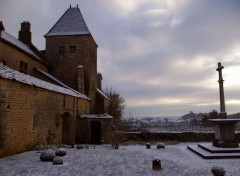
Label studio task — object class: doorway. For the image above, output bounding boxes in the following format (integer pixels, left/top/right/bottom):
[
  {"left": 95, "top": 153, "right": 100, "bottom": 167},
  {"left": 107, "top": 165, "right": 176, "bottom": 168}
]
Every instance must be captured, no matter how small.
[
  {"left": 62, "top": 112, "right": 72, "bottom": 145},
  {"left": 91, "top": 121, "right": 101, "bottom": 144}
]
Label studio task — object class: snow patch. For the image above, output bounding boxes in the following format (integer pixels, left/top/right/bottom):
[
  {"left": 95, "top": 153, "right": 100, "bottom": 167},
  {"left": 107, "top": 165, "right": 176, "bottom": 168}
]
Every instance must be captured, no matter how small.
[
  {"left": 81, "top": 114, "right": 112, "bottom": 119},
  {"left": 0, "top": 143, "right": 239, "bottom": 176}
]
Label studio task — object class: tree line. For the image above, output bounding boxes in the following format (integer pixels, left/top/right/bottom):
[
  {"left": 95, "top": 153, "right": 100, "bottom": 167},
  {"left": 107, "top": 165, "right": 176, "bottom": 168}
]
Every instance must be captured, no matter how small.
[{"left": 181, "top": 110, "right": 240, "bottom": 126}]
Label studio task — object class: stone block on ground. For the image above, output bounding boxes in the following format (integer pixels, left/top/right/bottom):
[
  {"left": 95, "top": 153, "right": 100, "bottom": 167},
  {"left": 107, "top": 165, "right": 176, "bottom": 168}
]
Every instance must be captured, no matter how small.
[
  {"left": 55, "top": 148, "right": 66, "bottom": 156},
  {"left": 157, "top": 143, "right": 165, "bottom": 149},
  {"left": 211, "top": 166, "right": 225, "bottom": 176},
  {"left": 52, "top": 156, "right": 63, "bottom": 165},
  {"left": 152, "top": 159, "right": 161, "bottom": 170},
  {"left": 146, "top": 143, "right": 151, "bottom": 149},
  {"left": 40, "top": 150, "right": 55, "bottom": 162},
  {"left": 76, "top": 144, "right": 84, "bottom": 149}
]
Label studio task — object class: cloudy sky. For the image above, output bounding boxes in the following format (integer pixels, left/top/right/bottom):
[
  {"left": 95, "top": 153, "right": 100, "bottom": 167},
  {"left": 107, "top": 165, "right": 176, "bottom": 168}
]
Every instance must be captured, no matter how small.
[{"left": 1, "top": 0, "right": 240, "bottom": 117}]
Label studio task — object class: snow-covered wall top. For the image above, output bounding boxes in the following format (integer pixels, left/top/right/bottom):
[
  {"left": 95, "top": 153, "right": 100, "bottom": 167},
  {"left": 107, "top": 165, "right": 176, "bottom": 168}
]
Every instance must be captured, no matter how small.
[
  {"left": 35, "top": 68, "right": 90, "bottom": 100},
  {"left": 97, "top": 88, "right": 110, "bottom": 100},
  {"left": 81, "top": 114, "right": 112, "bottom": 119},
  {"left": 0, "top": 64, "right": 89, "bottom": 100}
]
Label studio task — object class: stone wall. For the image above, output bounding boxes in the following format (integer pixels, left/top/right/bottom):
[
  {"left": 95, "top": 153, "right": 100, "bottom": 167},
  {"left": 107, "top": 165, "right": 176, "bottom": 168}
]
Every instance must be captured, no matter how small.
[
  {"left": 75, "top": 118, "right": 112, "bottom": 144},
  {"left": 126, "top": 132, "right": 240, "bottom": 142},
  {"left": 45, "top": 35, "right": 97, "bottom": 113},
  {"left": 0, "top": 40, "right": 48, "bottom": 76},
  {"left": 0, "top": 77, "right": 89, "bottom": 157}
]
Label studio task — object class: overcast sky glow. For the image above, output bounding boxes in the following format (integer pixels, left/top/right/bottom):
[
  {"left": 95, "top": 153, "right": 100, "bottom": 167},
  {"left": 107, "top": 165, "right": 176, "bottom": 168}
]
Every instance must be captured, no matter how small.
[{"left": 1, "top": 0, "right": 240, "bottom": 117}]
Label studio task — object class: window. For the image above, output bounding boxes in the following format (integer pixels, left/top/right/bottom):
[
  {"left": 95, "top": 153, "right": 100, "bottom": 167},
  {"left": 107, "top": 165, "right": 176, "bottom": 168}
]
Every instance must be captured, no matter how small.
[
  {"left": 69, "top": 46, "right": 76, "bottom": 53},
  {"left": 58, "top": 46, "right": 65, "bottom": 54},
  {"left": 20, "top": 61, "right": 28, "bottom": 74}
]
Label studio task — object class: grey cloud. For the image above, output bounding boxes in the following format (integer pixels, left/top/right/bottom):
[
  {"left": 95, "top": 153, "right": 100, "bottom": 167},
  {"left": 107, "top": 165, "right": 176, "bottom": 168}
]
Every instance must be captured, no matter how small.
[
  {"left": 1, "top": 0, "right": 240, "bottom": 116},
  {"left": 169, "top": 0, "right": 240, "bottom": 57}
]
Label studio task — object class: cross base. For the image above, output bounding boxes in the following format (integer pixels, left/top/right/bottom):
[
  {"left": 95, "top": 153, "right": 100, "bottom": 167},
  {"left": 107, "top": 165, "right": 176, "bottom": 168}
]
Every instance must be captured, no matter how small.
[
  {"left": 213, "top": 139, "right": 239, "bottom": 148},
  {"left": 209, "top": 119, "right": 240, "bottom": 148},
  {"left": 219, "top": 112, "right": 227, "bottom": 119}
]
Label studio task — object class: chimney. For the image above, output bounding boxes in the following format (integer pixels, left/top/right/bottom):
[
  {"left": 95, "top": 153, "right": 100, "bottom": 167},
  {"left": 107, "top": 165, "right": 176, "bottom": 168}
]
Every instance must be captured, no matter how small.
[
  {"left": 77, "top": 65, "right": 85, "bottom": 93},
  {"left": 18, "top": 21, "right": 32, "bottom": 45},
  {"left": 0, "top": 21, "right": 5, "bottom": 37},
  {"left": 97, "top": 73, "right": 102, "bottom": 89}
]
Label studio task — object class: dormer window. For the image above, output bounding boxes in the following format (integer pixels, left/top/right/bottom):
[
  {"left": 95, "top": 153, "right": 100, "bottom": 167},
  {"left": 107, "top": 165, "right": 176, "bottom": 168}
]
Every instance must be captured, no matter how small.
[
  {"left": 58, "top": 46, "right": 65, "bottom": 54},
  {"left": 69, "top": 46, "right": 76, "bottom": 53}
]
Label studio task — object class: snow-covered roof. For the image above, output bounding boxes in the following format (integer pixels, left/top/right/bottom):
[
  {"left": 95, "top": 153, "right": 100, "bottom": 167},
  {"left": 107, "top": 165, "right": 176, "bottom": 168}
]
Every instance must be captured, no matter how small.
[
  {"left": 36, "top": 68, "right": 74, "bottom": 88},
  {"left": 80, "top": 114, "right": 112, "bottom": 119},
  {"left": 0, "top": 64, "right": 89, "bottom": 100},
  {"left": 35, "top": 68, "right": 91, "bottom": 100},
  {"left": 97, "top": 88, "right": 110, "bottom": 100},
  {"left": 45, "top": 7, "right": 91, "bottom": 37},
  {"left": 0, "top": 31, "right": 43, "bottom": 62}
]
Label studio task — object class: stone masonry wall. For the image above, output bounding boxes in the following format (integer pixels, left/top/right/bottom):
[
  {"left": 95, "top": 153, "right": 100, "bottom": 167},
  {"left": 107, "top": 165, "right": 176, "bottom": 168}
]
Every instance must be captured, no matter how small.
[
  {"left": 75, "top": 118, "right": 112, "bottom": 144},
  {"left": 0, "top": 77, "right": 89, "bottom": 157},
  {"left": 126, "top": 132, "right": 240, "bottom": 143},
  {"left": 45, "top": 35, "right": 97, "bottom": 113},
  {"left": 0, "top": 41, "right": 48, "bottom": 76}
]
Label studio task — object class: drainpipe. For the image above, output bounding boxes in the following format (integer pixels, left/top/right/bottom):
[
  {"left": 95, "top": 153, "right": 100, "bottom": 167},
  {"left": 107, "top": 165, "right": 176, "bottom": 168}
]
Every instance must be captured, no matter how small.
[{"left": 72, "top": 97, "right": 75, "bottom": 146}]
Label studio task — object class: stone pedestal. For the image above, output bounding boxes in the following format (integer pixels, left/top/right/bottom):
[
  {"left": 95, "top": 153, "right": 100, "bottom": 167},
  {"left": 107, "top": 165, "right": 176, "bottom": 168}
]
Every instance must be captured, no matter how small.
[
  {"left": 152, "top": 159, "right": 161, "bottom": 170},
  {"left": 146, "top": 143, "right": 151, "bottom": 149},
  {"left": 209, "top": 119, "right": 240, "bottom": 148}
]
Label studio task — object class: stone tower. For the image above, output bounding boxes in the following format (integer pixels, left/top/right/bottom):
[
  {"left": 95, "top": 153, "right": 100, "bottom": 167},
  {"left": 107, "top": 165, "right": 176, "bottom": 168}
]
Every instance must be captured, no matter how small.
[{"left": 44, "top": 6, "right": 98, "bottom": 113}]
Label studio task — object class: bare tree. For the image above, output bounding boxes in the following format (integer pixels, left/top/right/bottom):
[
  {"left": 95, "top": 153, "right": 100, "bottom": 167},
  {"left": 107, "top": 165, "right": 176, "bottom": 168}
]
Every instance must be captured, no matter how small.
[{"left": 104, "top": 87, "right": 125, "bottom": 123}]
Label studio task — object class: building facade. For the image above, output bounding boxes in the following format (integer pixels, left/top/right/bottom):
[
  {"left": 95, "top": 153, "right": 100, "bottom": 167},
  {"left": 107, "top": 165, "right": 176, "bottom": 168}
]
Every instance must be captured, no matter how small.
[
  {"left": 0, "top": 6, "right": 111, "bottom": 157},
  {"left": 44, "top": 7, "right": 101, "bottom": 113}
]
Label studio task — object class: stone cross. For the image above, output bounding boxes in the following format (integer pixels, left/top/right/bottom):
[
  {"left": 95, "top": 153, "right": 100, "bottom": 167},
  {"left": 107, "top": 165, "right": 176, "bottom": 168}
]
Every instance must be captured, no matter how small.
[{"left": 216, "top": 62, "right": 227, "bottom": 118}]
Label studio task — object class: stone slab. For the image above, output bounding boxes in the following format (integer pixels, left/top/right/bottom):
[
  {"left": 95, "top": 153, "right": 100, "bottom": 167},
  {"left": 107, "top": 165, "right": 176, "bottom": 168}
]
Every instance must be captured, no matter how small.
[
  {"left": 187, "top": 145, "right": 240, "bottom": 159},
  {"left": 198, "top": 144, "right": 240, "bottom": 153},
  {"left": 209, "top": 119, "right": 240, "bottom": 124}
]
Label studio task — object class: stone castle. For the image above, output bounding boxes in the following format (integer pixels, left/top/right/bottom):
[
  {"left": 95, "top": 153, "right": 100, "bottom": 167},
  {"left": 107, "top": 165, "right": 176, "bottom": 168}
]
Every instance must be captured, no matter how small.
[{"left": 0, "top": 6, "right": 112, "bottom": 157}]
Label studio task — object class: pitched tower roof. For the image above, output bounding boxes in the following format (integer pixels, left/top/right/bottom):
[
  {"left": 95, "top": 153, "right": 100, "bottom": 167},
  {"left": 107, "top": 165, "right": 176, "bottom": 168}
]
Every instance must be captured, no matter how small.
[{"left": 45, "top": 6, "right": 91, "bottom": 37}]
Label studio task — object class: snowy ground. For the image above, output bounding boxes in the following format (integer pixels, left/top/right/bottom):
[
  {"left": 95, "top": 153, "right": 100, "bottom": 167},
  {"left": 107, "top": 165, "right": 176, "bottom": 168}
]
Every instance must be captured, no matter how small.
[{"left": 0, "top": 143, "right": 239, "bottom": 176}]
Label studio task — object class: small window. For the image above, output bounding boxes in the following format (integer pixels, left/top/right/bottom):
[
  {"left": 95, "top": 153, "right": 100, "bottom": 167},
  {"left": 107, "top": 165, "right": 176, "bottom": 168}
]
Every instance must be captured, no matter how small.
[
  {"left": 20, "top": 61, "right": 23, "bottom": 69},
  {"left": 20, "top": 61, "right": 28, "bottom": 74},
  {"left": 69, "top": 46, "right": 76, "bottom": 53},
  {"left": 58, "top": 46, "right": 65, "bottom": 54}
]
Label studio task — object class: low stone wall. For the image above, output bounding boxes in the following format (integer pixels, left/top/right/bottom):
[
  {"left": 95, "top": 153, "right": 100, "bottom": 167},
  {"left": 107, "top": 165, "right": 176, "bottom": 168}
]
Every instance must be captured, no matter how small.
[{"left": 126, "top": 132, "right": 240, "bottom": 142}]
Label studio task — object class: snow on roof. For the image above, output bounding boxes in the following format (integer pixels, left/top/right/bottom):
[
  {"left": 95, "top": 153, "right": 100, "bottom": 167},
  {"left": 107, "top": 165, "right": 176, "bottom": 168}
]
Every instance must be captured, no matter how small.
[
  {"left": 80, "top": 114, "right": 112, "bottom": 119},
  {"left": 45, "top": 7, "right": 91, "bottom": 37},
  {"left": 97, "top": 88, "right": 110, "bottom": 100},
  {"left": 36, "top": 68, "right": 74, "bottom": 88},
  {"left": 0, "top": 31, "right": 43, "bottom": 61},
  {"left": 0, "top": 64, "right": 89, "bottom": 100},
  {"left": 35, "top": 68, "right": 91, "bottom": 100}
]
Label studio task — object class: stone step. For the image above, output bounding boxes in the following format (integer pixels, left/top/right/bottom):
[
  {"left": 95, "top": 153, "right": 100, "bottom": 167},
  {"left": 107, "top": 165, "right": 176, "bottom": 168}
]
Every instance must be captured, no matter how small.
[
  {"left": 198, "top": 144, "right": 240, "bottom": 153},
  {"left": 187, "top": 145, "right": 240, "bottom": 159}
]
